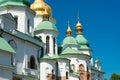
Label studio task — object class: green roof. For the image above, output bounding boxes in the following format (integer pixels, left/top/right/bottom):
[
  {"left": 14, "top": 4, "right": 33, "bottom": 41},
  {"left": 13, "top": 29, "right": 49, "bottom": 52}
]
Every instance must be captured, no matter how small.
[
  {"left": 41, "top": 54, "right": 68, "bottom": 60},
  {"left": 61, "top": 36, "right": 77, "bottom": 47},
  {"left": 61, "top": 47, "right": 82, "bottom": 55},
  {"left": 0, "top": 37, "right": 15, "bottom": 53},
  {"left": 35, "top": 21, "right": 58, "bottom": 32},
  {"left": 80, "top": 45, "right": 90, "bottom": 49},
  {"left": 0, "top": 0, "right": 30, "bottom": 7},
  {"left": 76, "top": 34, "right": 89, "bottom": 45}
]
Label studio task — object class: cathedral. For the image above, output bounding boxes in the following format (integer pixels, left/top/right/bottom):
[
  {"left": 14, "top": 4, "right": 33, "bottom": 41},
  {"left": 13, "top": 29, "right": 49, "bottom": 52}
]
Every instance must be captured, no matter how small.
[{"left": 0, "top": 0, "right": 104, "bottom": 80}]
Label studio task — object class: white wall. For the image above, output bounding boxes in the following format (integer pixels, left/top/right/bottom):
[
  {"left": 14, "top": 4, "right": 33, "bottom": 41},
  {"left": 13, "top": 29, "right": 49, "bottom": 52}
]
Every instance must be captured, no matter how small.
[
  {"left": 0, "top": 69, "right": 12, "bottom": 80},
  {"left": 40, "top": 61, "right": 56, "bottom": 80}
]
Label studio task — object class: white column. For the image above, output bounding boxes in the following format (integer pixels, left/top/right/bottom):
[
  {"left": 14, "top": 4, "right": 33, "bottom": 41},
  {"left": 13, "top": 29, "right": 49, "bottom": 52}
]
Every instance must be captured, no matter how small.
[{"left": 50, "top": 36, "right": 53, "bottom": 56}]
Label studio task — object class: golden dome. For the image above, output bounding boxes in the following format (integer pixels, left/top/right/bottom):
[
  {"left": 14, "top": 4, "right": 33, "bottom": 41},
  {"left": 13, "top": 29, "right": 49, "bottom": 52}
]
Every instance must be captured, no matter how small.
[
  {"left": 66, "top": 21, "right": 72, "bottom": 36},
  {"left": 76, "top": 21, "right": 82, "bottom": 27},
  {"left": 30, "top": 0, "right": 52, "bottom": 17},
  {"left": 76, "top": 17, "right": 83, "bottom": 35}
]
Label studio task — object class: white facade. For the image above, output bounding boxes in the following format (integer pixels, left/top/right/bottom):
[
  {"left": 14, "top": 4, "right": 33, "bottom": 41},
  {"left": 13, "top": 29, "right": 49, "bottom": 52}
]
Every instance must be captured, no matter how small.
[{"left": 0, "top": 0, "right": 104, "bottom": 80}]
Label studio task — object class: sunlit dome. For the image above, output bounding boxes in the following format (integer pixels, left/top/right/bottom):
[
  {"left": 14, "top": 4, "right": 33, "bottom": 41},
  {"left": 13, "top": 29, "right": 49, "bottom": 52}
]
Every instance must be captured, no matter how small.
[{"left": 30, "top": 0, "right": 52, "bottom": 17}]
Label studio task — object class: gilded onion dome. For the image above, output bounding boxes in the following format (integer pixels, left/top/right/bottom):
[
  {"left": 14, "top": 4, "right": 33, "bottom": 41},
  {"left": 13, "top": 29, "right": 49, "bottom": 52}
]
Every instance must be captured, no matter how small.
[
  {"left": 30, "top": 0, "right": 52, "bottom": 17},
  {"left": 66, "top": 21, "right": 72, "bottom": 36},
  {"left": 76, "top": 15, "right": 83, "bottom": 35}
]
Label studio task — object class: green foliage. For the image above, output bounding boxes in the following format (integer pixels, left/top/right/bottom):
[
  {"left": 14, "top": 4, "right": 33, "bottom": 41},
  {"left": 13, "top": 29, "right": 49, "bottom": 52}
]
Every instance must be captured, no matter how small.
[{"left": 110, "top": 73, "right": 120, "bottom": 80}]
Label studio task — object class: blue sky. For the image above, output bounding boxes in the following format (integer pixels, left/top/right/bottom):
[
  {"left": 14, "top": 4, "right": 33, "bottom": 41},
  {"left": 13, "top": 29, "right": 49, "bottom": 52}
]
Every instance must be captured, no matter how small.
[{"left": 30, "top": 0, "right": 120, "bottom": 79}]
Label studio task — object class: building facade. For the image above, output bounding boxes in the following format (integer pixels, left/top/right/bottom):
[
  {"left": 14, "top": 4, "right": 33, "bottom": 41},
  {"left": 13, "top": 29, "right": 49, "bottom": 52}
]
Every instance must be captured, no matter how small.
[{"left": 0, "top": 0, "right": 104, "bottom": 80}]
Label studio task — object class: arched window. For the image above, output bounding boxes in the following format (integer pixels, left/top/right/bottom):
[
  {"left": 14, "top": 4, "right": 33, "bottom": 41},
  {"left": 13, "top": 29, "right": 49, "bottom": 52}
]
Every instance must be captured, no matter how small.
[
  {"left": 52, "top": 69, "right": 55, "bottom": 79},
  {"left": 79, "top": 64, "right": 85, "bottom": 72},
  {"left": 30, "top": 55, "right": 36, "bottom": 69},
  {"left": 53, "top": 37, "right": 56, "bottom": 54},
  {"left": 27, "top": 19, "right": 30, "bottom": 32},
  {"left": 46, "top": 36, "right": 49, "bottom": 53},
  {"left": 71, "top": 64, "right": 75, "bottom": 71},
  {"left": 66, "top": 72, "right": 68, "bottom": 79}
]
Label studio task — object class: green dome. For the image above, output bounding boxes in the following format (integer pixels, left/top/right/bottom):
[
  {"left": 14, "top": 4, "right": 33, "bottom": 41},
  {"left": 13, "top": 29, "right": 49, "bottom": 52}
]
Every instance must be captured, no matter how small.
[
  {"left": 76, "top": 35, "right": 89, "bottom": 45},
  {"left": 0, "top": 0, "right": 30, "bottom": 7},
  {"left": 61, "top": 36, "right": 77, "bottom": 47},
  {"left": 0, "top": 37, "right": 15, "bottom": 53},
  {"left": 35, "top": 21, "right": 58, "bottom": 32},
  {"left": 61, "top": 47, "right": 82, "bottom": 55}
]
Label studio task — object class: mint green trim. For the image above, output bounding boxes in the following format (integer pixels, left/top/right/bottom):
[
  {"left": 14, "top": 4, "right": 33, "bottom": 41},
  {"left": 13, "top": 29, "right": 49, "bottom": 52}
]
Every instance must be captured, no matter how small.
[
  {"left": 0, "top": 37, "right": 15, "bottom": 53},
  {"left": 35, "top": 21, "right": 58, "bottom": 32},
  {"left": 0, "top": 0, "right": 30, "bottom": 7},
  {"left": 61, "top": 36, "right": 77, "bottom": 47},
  {"left": 41, "top": 55, "right": 53, "bottom": 59},
  {"left": 61, "top": 47, "right": 82, "bottom": 55},
  {"left": 41, "top": 55, "right": 70, "bottom": 61}
]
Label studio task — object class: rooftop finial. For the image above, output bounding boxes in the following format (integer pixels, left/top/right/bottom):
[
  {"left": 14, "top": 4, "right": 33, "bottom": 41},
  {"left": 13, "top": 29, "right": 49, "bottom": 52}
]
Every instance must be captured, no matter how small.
[
  {"left": 78, "top": 12, "right": 80, "bottom": 22},
  {"left": 76, "top": 12, "right": 83, "bottom": 35},
  {"left": 66, "top": 20, "right": 72, "bottom": 36}
]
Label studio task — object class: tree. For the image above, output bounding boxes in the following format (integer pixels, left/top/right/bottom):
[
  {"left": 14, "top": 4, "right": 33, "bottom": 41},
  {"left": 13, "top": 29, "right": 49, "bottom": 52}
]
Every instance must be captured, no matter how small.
[{"left": 110, "top": 73, "right": 120, "bottom": 80}]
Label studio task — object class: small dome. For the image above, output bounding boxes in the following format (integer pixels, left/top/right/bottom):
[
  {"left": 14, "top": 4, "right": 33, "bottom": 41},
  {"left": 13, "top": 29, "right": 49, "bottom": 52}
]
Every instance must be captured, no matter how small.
[
  {"left": 30, "top": 0, "right": 52, "bottom": 17},
  {"left": 35, "top": 21, "right": 57, "bottom": 32},
  {"left": 61, "top": 36, "right": 77, "bottom": 47},
  {"left": 76, "top": 35, "right": 89, "bottom": 45},
  {"left": 66, "top": 24, "right": 72, "bottom": 36},
  {"left": 76, "top": 21, "right": 82, "bottom": 28}
]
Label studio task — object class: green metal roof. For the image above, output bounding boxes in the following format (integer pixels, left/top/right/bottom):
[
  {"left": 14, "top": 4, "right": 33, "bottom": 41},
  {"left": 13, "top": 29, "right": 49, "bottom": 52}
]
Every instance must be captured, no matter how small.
[
  {"left": 41, "top": 54, "right": 53, "bottom": 59},
  {"left": 0, "top": 37, "right": 15, "bottom": 53},
  {"left": 41, "top": 54, "right": 68, "bottom": 60},
  {"left": 35, "top": 21, "right": 58, "bottom": 32},
  {"left": 80, "top": 45, "right": 90, "bottom": 49},
  {"left": 76, "top": 34, "right": 89, "bottom": 45},
  {"left": 61, "top": 47, "right": 82, "bottom": 55},
  {"left": 0, "top": 0, "right": 30, "bottom": 7},
  {"left": 61, "top": 36, "right": 77, "bottom": 47}
]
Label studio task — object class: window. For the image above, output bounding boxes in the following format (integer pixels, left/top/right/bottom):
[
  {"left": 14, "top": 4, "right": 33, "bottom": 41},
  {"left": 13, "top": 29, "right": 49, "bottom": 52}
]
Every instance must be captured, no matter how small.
[
  {"left": 27, "top": 19, "right": 30, "bottom": 32},
  {"left": 66, "top": 72, "right": 68, "bottom": 79},
  {"left": 11, "top": 54, "right": 13, "bottom": 65},
  {"left": 52, "top": 69, "right": 55, "bottom": 79},
  {"left": 79, "top": 64, "right": 85, "bottom": 72},
  {"left": 71, "top": 64, "right": 75, "bottom": 71},
  {"left": 46, "top": 36, "right": 49, "bottom": 53},
  {"left": 30, "top": 55, "right": 36, "bottom": 69},
  {"left": 53, "top": 37, "right": 55, "bottom": 54}
]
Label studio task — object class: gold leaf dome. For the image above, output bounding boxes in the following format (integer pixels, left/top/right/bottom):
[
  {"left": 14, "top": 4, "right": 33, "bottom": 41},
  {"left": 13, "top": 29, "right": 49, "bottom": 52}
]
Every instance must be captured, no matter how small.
[
  {"left": 66, "top": 21, "right": 72, "bottom": 36},
  {"left": 30, "top": 0, "right": 52, "bottom": 17},
  {"left": 76, "top": 21, "right": 82, "bottom": 28},
  {"left": 76, "top": 19, "right": 83, "bottom": 35}
]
